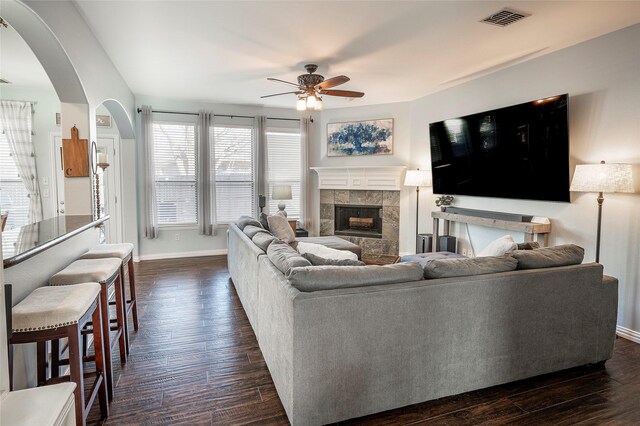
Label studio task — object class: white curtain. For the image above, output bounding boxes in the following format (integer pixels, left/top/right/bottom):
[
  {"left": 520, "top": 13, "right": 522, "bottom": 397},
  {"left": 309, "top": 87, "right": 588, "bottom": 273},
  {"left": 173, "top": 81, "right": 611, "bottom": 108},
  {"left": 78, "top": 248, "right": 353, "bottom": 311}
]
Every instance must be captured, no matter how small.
[
  {"left": 197, "top": 110, "right": 215, "bottom": 235},
  {"left": 141, "top": 105, "right": 159, "bottom": 239},
  {"left": 255, "top": 116, "right": 268, "bottom": 216},
  {"left": 300, "top": 117, "right": 311, "bottom": 229},
  {"left": 0, "top": 100, "right": 42, "bottom": 224}
]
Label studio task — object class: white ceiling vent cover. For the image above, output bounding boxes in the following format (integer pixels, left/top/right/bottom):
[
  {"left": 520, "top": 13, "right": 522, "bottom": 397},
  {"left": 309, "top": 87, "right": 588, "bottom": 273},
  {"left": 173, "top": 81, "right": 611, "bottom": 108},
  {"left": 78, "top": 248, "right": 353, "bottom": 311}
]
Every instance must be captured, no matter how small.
[{"left": 481, "top": 8, "right": 530, "bottom": 27}]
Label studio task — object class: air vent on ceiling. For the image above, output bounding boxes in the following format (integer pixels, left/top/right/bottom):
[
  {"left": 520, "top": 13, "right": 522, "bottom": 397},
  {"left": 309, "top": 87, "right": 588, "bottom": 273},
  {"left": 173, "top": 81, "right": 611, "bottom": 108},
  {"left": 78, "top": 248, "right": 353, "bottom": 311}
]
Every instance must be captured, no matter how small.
[
  {"left": 0, "top": 78, "right": 11, "bottom": 84},
  {"left": 481, "top": 8, "right": 530, "bottom": 27}
]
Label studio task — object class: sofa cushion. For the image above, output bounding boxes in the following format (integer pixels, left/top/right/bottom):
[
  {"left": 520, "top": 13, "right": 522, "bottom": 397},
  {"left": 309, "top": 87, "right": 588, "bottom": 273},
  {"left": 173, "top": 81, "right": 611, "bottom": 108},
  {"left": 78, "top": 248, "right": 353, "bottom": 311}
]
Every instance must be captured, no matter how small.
[
  {"left": 237, "top": 216, "right": 262, "bottom": 230},
  {"left": 267, "top": 214, "right": 296, "bottom": 244},
  {"left": 295, "top": 236, "right": 362, "bottom": 259},
  {"left": 243, "top": 225, "right": 269, "bottom": 239},
  {"left": 513, "top": 244, "right": 584, "bottom": 270},
  {"left": 477, "top": 235, "right": 517, "bottom": 257},
  {"left": 267, "top": 239, "right": 311, "bottom": 274},
  {"left": 286, "top": 262, "right": 424, "bottom": 292},
  {"left": 517, "top": 241, "right": 540, "bottom": 250},
  {"left": 296, "top": 241, "right": 359, "bottom": 261},
  {"left": 423, "top": 255, "right": 517, "bottom": 279},
  {"left": 400, "top": 251, "right": 465, "bottom": 268},
  {"left": 302, "top": 252, "right": 365, "bottom": 266},
  {"left": 252, "top": 232, "right": 277, "bottom": 252}
]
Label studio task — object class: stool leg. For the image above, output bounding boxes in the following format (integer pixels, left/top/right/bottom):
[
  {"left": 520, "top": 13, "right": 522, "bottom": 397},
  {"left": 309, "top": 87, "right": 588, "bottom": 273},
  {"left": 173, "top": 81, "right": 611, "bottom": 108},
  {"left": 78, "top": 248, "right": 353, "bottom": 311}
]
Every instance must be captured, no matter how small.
[
  {"left": 120, "top": 263, "right": 130, "bottom": 356},
  {"left": 36, "top": 341, "right": 47, "bottom": 386},
  {"left": 99, "top": 282, "right": 115, "bottom": 401},
  {"left": 51, "top": 339, "right": 60, "bottom": 378},
  {"left": 7, "top": 342, "right": 13, "bottom": 391},
  {"left": 114, "top": 274, "right": 127, "bottom": 364},
  {"left": 128, "top": 256, "right": 139, "bottom": 331},
  {"left": 91, "top": 297, "right": 109, "bottom": 420},
  {"left": 67, "top": 323, "right": 86, "bottom": 426}
]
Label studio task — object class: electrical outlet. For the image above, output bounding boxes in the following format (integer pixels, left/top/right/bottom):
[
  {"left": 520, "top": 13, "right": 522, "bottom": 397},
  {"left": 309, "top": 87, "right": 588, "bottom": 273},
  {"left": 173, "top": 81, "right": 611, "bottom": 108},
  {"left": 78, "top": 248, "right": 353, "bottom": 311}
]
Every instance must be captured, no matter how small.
[
  {"left": 174, "top": 233, "right": 180, "bottom": 241},
  {"left": 461, "top": 248, "right": 468, "bottom": 256}
]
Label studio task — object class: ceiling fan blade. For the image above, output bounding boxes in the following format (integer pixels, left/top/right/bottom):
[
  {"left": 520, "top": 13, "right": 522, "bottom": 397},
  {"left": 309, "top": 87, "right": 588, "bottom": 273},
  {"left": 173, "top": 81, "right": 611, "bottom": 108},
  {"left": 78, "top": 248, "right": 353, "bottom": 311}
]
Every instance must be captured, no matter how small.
[
  {"left": 316, "top": 75, "right": 350, "bottom": 90},
  {"left": 260, "top": 91, "right": 303, "bottom": 99},
  {"left": 267, "top": 77, "right": 300, "bottom": 88},
  {"left": 319, "top": 89, "right": 365, "bottom": 98}
]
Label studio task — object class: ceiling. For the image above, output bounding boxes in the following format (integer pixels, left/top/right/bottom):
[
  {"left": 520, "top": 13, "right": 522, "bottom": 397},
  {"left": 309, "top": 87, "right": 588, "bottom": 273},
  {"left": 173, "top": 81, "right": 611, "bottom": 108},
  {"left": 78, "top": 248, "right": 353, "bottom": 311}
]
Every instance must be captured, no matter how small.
[
  {"left": 3, "top": 1, "right": 640, "bottom": 109},
  {"left": 0, "top": 23, "right": 54, "bottom": 91}
]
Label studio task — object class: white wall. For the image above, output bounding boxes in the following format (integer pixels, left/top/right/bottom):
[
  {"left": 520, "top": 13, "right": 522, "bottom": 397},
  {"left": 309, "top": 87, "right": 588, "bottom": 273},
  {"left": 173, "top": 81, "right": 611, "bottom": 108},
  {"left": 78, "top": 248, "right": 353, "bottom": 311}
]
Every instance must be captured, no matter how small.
[
  {"left": 133, "top": 95, "right": 305, "bottom": 259},
  {"left": 310, "top": 24, "right": 640, "bottom": 333}
]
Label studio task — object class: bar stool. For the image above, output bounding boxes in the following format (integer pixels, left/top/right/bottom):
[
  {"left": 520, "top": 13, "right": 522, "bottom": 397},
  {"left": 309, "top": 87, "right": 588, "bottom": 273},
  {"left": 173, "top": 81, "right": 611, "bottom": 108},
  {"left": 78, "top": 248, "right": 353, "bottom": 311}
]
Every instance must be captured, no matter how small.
[
  {"left": 50, "top": 258, "right": 126, "bottom": 401},
  {"left": 8, "top": 283, "right": 109, "bottom": 426},
  {"left": 81, "top": 243, "right": 138, "bottom": 354}
]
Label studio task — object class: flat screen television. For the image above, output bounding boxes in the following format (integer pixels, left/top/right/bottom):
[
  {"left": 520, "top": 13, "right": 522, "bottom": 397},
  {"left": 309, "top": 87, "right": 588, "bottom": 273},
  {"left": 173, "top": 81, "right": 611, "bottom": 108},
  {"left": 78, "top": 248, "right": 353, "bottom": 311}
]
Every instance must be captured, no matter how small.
[{"left": 429, "top": 94, "right": 570, "bottom": 202}]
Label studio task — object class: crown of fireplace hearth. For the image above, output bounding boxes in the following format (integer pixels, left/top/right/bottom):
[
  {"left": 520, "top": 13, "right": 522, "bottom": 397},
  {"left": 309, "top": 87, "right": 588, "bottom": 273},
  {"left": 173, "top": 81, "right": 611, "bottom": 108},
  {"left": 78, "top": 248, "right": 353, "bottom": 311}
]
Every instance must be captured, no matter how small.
[{"left": 310, "top": 166, "right": 406, "bottom": 190}]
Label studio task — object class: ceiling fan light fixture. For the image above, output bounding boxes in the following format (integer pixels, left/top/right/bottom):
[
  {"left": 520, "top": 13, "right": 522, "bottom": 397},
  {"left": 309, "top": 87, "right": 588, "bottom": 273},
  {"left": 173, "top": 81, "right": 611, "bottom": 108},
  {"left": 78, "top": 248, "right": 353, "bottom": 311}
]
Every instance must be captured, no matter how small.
[
  {"left": 306, "top": 95, "right": 317, "bottom": 109},
  {"left": 314, "top": 97, "right": 323, "bottom": 111},
  {"left": 296, "top": 97, "right": 307, "bottom": 111}
]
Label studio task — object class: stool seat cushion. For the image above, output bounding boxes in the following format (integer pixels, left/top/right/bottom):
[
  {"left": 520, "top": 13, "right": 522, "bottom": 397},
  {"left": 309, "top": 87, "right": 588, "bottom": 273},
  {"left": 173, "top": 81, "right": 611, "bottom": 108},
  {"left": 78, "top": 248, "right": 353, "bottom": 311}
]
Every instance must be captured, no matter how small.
[
  {"left": 80, "top": 243, "right": 134, "bottom": 260},
  {"left": 50, "top": 258, "right": 122, "bottom": 286},
  {"left": 12, "top": 283, "right": 101, "bottom": 332}
]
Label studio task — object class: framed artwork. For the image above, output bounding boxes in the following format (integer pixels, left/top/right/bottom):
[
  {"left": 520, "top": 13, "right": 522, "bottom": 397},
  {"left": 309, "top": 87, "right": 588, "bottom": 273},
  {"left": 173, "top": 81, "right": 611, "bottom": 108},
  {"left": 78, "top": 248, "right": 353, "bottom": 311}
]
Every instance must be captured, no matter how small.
[
  {"left": 327, "top": 118, "right": 393, "bottom": 157},
  {"left": 55, "top": 113, "right": 112, "bottom": 128}
]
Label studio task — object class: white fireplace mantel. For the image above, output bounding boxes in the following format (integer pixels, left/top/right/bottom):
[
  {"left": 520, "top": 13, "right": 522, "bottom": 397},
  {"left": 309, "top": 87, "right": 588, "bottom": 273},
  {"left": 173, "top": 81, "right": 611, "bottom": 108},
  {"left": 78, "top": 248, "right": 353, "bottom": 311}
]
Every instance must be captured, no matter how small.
[{"left": 310, "top": 166, "right": 407, "bottom": 191}]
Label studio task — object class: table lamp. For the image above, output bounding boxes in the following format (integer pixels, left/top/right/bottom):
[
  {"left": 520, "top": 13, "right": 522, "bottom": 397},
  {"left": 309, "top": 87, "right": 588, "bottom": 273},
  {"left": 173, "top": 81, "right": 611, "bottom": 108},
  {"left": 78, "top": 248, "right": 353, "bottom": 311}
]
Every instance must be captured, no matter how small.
[
  {"left": 272, "top": 184, "right": 292, "bottom": 217},
  {"left": 404, "top": 169, "right": 433, "bottom": 246},
  {"left": 570, "top": 160, "right": 634, "bottom": 262}
]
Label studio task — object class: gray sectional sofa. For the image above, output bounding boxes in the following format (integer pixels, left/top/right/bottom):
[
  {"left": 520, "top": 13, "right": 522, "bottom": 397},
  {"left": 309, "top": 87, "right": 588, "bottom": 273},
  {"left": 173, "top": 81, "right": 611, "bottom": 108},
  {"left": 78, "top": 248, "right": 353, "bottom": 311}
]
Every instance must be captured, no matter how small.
[{"left": 227, "top": 222, "right": 618, "bottom": 425}]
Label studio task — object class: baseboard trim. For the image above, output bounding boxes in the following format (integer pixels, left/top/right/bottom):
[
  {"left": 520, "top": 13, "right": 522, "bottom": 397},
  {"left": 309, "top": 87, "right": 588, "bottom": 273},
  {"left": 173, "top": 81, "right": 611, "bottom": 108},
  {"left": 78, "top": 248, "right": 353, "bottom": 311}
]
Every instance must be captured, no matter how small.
[
  {"left": 138, "top": 249, "right": 228, "bottom": 261},
  {"left": 616, "top": 325, "right": 640, "bottom": 344}
]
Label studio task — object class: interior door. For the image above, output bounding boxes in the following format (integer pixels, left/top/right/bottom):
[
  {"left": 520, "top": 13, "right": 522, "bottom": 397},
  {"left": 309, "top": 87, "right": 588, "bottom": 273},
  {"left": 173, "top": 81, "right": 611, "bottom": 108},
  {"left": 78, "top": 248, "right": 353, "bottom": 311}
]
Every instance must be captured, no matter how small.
[{"left": 96, "top": 136, "right": 122, "bottom": 244}]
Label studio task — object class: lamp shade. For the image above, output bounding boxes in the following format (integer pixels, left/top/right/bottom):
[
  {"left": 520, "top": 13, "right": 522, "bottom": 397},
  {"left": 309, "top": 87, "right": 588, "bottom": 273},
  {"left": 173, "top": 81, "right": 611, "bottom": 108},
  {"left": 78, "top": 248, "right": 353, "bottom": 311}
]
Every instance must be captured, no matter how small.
[
  {"left": 404, "top": 170, "right": 433, "bottom": 187},
  {"left": 570, "top": 163, "right": 634, "bottom": 193},
  {"left": 272, "top": 184, "right": 292, "bottom": 200}
]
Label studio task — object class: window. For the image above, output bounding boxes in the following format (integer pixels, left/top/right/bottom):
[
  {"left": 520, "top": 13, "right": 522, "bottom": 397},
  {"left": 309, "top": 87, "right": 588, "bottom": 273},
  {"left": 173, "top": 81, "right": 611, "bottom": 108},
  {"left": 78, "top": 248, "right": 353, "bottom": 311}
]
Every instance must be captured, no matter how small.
[
  {"left": 152, "top": 122, "right": 197, "bottom": 225},
  {"left": 213, "top": 125, "right": 255, "bottom": 223},
  {"left": 267, "top": 128, "right": 302, "bottom": 219},
  {"left": 0, "top": 131, "right": 29, "bottom": 229}
]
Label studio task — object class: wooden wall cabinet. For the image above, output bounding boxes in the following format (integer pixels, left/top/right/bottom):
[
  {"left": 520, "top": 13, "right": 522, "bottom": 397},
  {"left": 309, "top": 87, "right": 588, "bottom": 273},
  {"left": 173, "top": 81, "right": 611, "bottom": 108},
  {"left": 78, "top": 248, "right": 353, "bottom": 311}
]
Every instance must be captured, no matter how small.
[{"left": 62, "top": 126, "right": 89, "bottom": 177}]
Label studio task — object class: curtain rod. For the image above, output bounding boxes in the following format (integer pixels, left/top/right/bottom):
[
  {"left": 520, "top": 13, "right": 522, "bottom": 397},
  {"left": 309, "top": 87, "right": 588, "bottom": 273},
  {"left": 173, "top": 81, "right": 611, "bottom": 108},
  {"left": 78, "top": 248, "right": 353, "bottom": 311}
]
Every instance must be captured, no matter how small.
[{"left": 136, "top": 108, "right": 300, "bottom": 122}]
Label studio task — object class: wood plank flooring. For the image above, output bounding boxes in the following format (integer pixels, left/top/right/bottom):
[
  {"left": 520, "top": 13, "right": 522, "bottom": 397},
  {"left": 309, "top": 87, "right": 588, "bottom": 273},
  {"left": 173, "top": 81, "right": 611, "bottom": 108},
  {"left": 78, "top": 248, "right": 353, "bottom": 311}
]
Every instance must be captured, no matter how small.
[{"left": 87, "top": 255, "right": 640, "bottom": 425}]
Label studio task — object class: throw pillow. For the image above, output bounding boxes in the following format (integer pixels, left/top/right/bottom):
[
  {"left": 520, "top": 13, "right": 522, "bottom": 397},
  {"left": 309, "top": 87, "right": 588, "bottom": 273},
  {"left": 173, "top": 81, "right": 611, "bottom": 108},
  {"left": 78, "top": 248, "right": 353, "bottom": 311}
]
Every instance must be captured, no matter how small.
[
  {"left": 286, "top": 262, "right": 424, "bottom": 292},
  {"left": 252, "top": 232, "right": 276, "bottom": 251},
  {"left": 296, "top": 241, "right": 358, "bottom": 261},
  {"left": 477, "top": 235, "right": 517, "bottom": 257},
  {"left": 259, "top": 212, "right": 270, "bottom": 231},
  {"left": 267, "top": 214, "right": 296, "bottom": 244},
  {"left": 267, "top": 239, "right": 311, "bottom": 274},
  {"left": 512, "top": 244, "right": 584, "bottom": 270},
  {"left": 243, "top": 225, "right": 269, "bottom": 239},
  {"left": 516, "top": 241, "right": 540, "bottom": 250},
  {"left": 237, "top": 215, "right": 262, "bottom": 230},
  {"left": 423, "top": 255, "right": 517, "bottom": 279},
  {"left": 302, "top": 252, "right": 365, "bottom": 266}
]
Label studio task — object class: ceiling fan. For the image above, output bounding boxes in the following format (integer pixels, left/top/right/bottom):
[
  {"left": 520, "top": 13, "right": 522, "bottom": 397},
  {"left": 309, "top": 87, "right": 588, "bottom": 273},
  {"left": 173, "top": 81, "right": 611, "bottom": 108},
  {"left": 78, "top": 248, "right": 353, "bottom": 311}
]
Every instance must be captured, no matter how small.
[{"left": 261, "top": 64, "right": 364, "bottom": 111}]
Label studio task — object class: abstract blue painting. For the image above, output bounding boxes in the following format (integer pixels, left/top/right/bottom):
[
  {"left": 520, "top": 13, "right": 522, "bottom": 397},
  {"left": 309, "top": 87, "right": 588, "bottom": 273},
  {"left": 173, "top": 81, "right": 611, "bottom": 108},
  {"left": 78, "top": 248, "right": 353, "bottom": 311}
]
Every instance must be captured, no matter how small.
[{"left": 327, "top": 118, "right": 393, "bottom": 157}]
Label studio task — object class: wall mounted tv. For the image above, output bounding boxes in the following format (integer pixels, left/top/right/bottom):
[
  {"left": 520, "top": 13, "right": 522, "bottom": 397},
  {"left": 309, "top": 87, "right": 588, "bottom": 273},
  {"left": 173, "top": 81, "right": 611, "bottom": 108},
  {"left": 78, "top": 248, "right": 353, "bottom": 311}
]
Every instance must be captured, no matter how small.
[{"left": 429, "top": 94, "right": 570, "bottom": 202}]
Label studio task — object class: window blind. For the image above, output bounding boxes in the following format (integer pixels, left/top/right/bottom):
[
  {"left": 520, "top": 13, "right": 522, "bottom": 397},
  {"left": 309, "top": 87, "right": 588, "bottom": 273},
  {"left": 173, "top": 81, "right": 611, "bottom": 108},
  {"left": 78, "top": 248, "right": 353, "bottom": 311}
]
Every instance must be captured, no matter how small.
[
  {"left": 213, "top": 125, "right": 255, "bottom": 223},
  {"left": 152, "top": 122, "right": 197, "bottom": 225},
  {"left": 267, "top": 129, "right": 302, "bottom": 219},
  {"left": 0, "top": 131, "right": 29, "bottom": 229}
]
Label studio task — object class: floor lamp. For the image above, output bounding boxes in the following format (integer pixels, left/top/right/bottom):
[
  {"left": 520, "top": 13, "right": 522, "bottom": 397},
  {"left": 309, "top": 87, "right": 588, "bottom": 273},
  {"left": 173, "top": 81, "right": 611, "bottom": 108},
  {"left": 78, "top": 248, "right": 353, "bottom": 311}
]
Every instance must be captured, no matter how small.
[
  {"left": 570, "top": 160, "right": 634, "bottom": 263},
  {"left": 404, "top": 169, "right": 433, "bottom": 248}
]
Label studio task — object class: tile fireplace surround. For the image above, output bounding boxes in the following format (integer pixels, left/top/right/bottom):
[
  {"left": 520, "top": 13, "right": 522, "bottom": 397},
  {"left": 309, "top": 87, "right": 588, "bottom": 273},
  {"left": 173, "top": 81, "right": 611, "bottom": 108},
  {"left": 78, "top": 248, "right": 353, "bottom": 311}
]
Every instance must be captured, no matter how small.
[{"left": 320, "top": 189, "right": 400, "bottom": 263}]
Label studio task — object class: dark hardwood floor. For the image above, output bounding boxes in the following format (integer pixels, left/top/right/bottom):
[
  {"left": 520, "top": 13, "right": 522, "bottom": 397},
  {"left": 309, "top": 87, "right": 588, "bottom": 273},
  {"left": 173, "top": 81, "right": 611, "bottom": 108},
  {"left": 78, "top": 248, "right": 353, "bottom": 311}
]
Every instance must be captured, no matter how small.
[{"left": 88, "top": 256, "right": 640, "bottom": 425}]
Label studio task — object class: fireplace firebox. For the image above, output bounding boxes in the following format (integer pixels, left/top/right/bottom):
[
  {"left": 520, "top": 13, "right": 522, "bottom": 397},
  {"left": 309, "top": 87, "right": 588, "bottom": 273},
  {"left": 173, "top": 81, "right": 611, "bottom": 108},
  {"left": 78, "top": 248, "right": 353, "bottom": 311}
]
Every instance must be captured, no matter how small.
[{"left": 335, "top": 204, "right": 382, "bottom": 239}]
